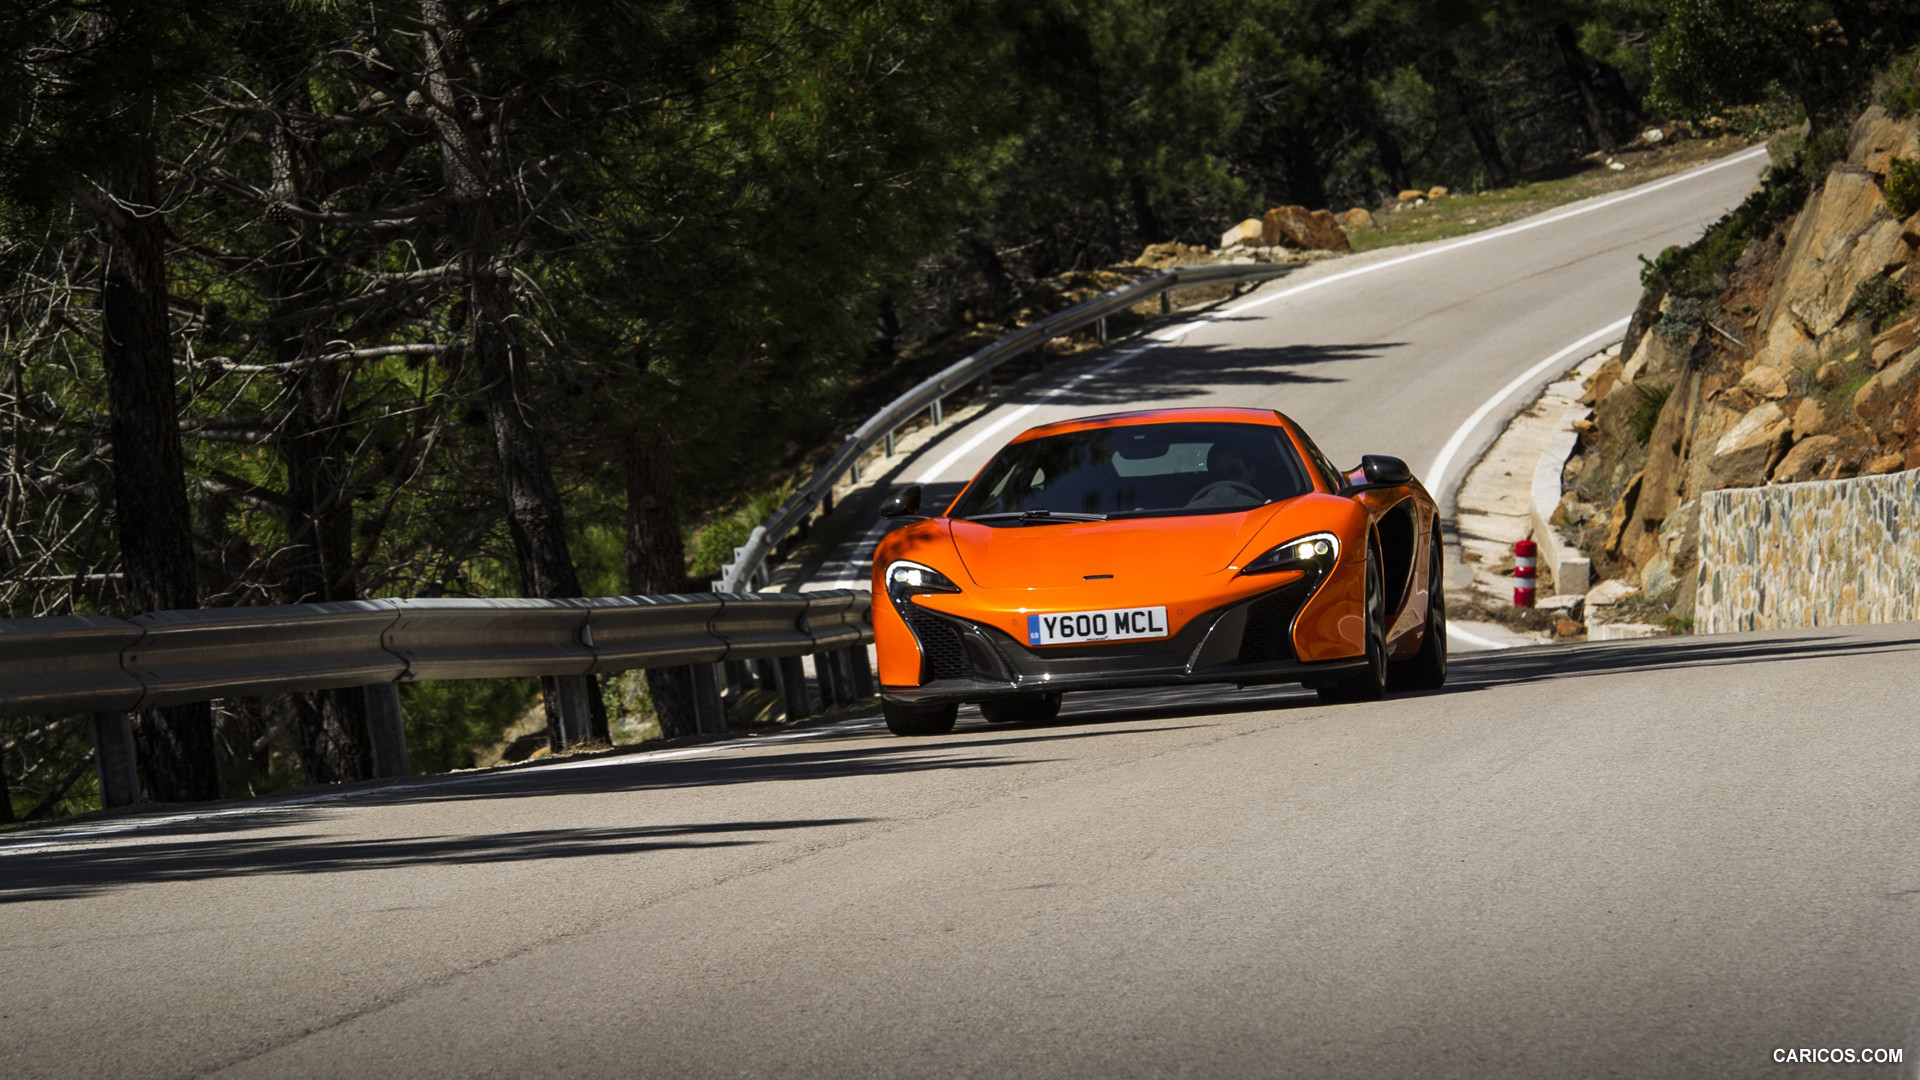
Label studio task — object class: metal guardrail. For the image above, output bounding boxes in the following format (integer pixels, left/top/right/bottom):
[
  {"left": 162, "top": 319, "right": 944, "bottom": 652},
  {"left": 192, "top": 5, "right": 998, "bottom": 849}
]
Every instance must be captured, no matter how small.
[
  {"left": 0, "top": 592, "right": 871, "bottom": 718},
  {"left": 716, "top": 259, "right": 1300, "bottom": 591},
  {"left": 0, "top": 591, "right": 873, "bottom": 802}
]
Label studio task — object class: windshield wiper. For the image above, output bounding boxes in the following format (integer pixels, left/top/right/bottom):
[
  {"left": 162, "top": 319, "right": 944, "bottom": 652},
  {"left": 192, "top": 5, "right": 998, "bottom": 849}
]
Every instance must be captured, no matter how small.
[{"left": 964, "top": 509, "right": 1108, "bottom": 524}]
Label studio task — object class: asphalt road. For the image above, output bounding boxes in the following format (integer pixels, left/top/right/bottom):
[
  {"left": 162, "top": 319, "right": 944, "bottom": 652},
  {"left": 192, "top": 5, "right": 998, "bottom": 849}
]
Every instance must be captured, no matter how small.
[
  {"left": 18, "top": 148, "right": 1920, "bottom": 1079},
  {"left": 796, "top": 145, "right": 1772, "bottom": 595},
  {"left": 5, "top": 626, "right": 1920, "bottom": 1078}
]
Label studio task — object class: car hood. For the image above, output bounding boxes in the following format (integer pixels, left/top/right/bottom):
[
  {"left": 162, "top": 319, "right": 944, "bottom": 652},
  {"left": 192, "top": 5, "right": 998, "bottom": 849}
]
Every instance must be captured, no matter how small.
[{"left": 946, "top": 505, "right": 1287, "bottom": 590}]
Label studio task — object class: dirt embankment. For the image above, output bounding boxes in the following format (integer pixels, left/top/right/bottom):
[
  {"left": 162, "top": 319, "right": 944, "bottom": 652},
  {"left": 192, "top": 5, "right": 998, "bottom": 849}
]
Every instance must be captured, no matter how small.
[{"left": 1561, "top": 107, "right": 1920, "bottom": 628}]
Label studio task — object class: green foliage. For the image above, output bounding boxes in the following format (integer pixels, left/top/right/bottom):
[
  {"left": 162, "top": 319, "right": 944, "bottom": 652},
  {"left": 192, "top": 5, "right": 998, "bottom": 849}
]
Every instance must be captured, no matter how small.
[
  {"left": 1881, "top": 48, "right": 1920, "bottom": 119},
  {"left": 687, "top": 486, "right": 793, "bottom": 582},
  {"left": 1631, "top": 383, "right": 1674, "bottom": 445},
  {"left": 401, "top": 679, "right": 540, "bottom": 775},
  {"left": 1852, "top": 274, "right": 1913, "bottom": 333},
  {"left": 1654, "top": 295, "right": 1710, "bottom": 338},
  {"left": 1886, "top": 158, "right": 1920, "bottom": 219},
  {"left": 1647, "top": 0, "right": 1806, "bottom": 121},
  {"left": 1640, "top": 126, "right": 1845, "bottom": 297}
]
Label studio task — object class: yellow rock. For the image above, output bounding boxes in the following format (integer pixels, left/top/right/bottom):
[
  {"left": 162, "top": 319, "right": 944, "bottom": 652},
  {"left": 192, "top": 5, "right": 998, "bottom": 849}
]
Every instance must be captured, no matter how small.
[
  {"left": 1218, "top": 218, "right": 1264, "bottom": 251},
  {"left": 1427, "top": 185, "right": 1449, "bottom": 200}
]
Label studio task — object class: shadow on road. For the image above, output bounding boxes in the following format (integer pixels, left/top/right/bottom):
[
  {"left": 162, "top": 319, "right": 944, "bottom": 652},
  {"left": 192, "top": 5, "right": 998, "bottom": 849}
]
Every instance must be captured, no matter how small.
[
  {"left": 1001, "top": 340, "right": 1387, "bottom": 410},
  {"left": 1443, "top": 628, "right": 1920, "bottom": 691},
  {"left": 0, "top": 817, "right": 871, "bottom": 904}
]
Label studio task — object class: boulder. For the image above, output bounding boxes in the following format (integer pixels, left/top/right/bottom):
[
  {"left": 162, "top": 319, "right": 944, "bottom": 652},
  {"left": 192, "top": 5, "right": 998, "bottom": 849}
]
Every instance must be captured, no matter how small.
[
  {"left": 1219, "top": 218, "right": 1264, "bottom": 251},
  {"left": 1623, "top": 325, "right": 1693, "bottom": 384},
  {"left": 1814, "top": 360, "right": 1847, "bottom": 388},
  {"left": 1756, "top": 168, "right": 1910, "bottom": 350},
  {"left": 1397, "top": 189, "right": 1425, "bottom": 202},
  {"left": 1586, "top": 579, "right": 1641, "bottom": 608},
  {"left": 1604, "top": 470, "right": 1643, "bottom": 556},
  {"left": 1792, "top": 397, "right": 1830, "bottom": 440},
  {"left": 1847, "top": 105, "right": 1920, "bottom": 170},
  {"left": 1738, "top": 365, "right": 1790, "bottom": 400},
  {"left": 1134, "top": 242, "right": 1211, "bottom": 268},
  {"left": 1536, "top": 593, "right": 1585, "bottom": 620},
  {"left": 1427, "top": 186, "right": 1449, "bottom": 200},
  {"left": 1705, "top": 402, "right": 1791, "bottom": 489},
  {"left": 1872, "top": 317, "right": 1917, "bottom": 369},
  {"left": 1262, "top": 206, "right": 1351, "bottom": 252},
  {"left": 1339, "top": 207, "right": 1375, "bottom": 230},
  {"left": 1851, "top": 348, "right": 1920, "bottom": 420},
  {"left": 1582, "top": 355, "right": 1625, "bottom": 405},
  {"left": 1868, "top": 452, "right": 1908, "bottom": 474},
  {"left": 1771, "top": 434, "right": 1843, "bottom": 483}
]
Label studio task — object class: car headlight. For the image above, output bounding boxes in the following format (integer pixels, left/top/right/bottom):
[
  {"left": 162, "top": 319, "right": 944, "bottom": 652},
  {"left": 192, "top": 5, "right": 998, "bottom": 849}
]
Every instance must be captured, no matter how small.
[
  {"left": 885, "top": 560, "right": 962, "bottom": 597},
  {"left": 1240, "top": 532, "right": 1340, "bottom": 575}
]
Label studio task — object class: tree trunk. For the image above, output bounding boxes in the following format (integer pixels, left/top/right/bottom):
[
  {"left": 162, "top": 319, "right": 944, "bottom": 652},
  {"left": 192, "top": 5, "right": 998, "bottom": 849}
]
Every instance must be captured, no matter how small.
[
  {"left": 256, "top": 19, "right": 371, "bottom": 782},
  {"left": 1439, "top": 64, "right": 1512, "bottom": 187},
  {"left": 625, "top": 428, "right": 699, "bottom": 739},
  {"left": 1553, "top": 24, "right": 1616, "bottom": 153},
  {"left": 420, "top": 0, "right": 606, "bottom": 747},
  {"left": 97, "top": 152, "right": 220, "bottom": 803},
  {"left": 1369, "top": 124, "right": 1410, "bottom": 197}
]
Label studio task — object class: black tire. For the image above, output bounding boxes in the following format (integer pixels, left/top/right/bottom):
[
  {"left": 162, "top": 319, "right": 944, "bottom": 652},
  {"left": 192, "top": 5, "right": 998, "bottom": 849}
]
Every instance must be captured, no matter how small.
[
  {"left": 979, "top": 692, "right": 1063, "bottom": 725},
  {"left": 1390, "top": 528, "right": 1449, "bottom": 692},
  {"left": 1318, "top": 546, "right": 1387, "bottom": 705},
  {"left": 882, "top": 699, "right": 958, "bottom": 736}
]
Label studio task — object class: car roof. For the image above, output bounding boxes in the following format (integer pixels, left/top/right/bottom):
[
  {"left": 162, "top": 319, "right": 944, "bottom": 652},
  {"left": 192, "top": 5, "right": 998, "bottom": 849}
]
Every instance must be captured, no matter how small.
[{"left": 1007, "top": 407, "right": 1294, "bottom": 444}]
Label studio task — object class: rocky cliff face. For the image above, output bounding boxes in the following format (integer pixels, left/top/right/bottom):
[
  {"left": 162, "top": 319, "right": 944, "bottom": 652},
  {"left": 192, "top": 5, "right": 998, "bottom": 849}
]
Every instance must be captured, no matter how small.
[{"left": 1561, "top": 106, "right": 1920, "bottom": 627}]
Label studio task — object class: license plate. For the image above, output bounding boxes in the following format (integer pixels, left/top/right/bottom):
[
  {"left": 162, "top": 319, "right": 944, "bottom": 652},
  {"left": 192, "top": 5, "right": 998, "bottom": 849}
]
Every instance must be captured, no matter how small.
[{"left": 1026, "top": 606, "right": 1169, "bottom": 646}]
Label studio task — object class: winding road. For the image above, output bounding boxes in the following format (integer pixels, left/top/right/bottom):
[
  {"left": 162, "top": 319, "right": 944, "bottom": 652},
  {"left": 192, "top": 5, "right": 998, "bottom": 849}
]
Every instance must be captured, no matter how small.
[{"left": 10, "top": 147, "right": 1920, "bottom": 1079}]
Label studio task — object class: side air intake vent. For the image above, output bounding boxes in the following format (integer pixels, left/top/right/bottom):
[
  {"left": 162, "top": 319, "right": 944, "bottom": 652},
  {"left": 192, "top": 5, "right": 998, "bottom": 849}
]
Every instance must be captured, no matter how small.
[{"left": 903, "top": 606, "right": 970, "bottom": 680}]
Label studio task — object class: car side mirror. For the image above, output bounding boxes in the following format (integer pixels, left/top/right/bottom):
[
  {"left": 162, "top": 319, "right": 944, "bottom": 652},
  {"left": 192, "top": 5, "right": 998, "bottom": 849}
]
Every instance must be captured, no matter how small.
[
  {"left": 1361, "top": 454, "right": 1412, "bottom": 486},
  {"left": 878, "top": 485, "right": 923, "bottom": 518}
]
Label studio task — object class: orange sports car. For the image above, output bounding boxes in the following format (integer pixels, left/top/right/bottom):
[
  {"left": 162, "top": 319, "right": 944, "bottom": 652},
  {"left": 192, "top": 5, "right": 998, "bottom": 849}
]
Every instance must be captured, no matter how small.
[{"left": 870, "top": 407, "right": 1447, "bottom": 735}]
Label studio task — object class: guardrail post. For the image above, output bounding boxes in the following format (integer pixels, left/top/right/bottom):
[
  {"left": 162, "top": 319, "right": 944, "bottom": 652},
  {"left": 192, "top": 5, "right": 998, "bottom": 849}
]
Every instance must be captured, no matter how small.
[
  {"left": 930, "top": 396, "right": 944, "bottom": 426},
  {"left": 884, "top": 430, "right": 895, "bottom": 457},
  {"left": 546, "top": 674, "right": 600, "bottom": 746},
  {"left": 847, "top": 646, "right": 874, "bottom": 699},
  {"left": 363, "top": 684, "right": 410, "bottom": 779},
  {"left": 724, "top": 660, "right": 752, "bottom": 700},
  {"left": 690, "top": 663, "right": 725, "bottom": 735},
  {"left": 816, "top": 650, "right": 843, "bottom": 707},
  {"left": 1160, "top": 290, "right": 1171, "bottom": 316},
  {"left": 777, "top": 655, "right": 810, "bottom": 719},
  {"left": 91, "top": 711, "right": 140, "bottom": 808},
  {"left": 978, "top": 371, "right": 991, "bottom": 396},
  {"left": 1097, "top": 316, "right": 1108, "bottom": 344}
]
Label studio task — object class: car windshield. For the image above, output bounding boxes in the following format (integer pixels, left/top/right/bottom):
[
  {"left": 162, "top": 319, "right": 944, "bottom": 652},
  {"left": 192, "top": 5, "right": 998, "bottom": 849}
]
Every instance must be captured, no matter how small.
[{"left": 951, "top": 421, "right": 1315, "bottom": 523}]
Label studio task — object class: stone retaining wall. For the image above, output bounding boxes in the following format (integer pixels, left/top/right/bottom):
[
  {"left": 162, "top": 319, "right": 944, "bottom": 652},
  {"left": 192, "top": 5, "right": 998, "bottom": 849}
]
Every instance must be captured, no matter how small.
[{"left": 1695, "top": 468, "right": 1920, "bottom": 633}]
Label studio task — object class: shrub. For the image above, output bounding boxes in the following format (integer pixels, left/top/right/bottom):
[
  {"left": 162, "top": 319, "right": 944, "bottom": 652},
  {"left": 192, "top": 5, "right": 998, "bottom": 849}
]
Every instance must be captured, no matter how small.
[
  {"left": 1640, "top": 127, "right": 1846, "bottom": 298},
  {"left": 1886, "top": 157, "right": 1920, "bottom": 219},
  {"left": 1881, "top": 49, "right": 1920, "bottom": 119},
  {"left": 1632, "top": 383, "right": 1675, "bottom": 445},
  {"left": 1852, "top": 273, "right": 1912, "bottom": 332}
]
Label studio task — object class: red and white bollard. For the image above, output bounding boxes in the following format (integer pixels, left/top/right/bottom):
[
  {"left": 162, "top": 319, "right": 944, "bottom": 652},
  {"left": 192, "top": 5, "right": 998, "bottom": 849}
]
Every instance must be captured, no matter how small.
[{"left": 1513, "top": 538, "right": 1537, "bottom": 607}]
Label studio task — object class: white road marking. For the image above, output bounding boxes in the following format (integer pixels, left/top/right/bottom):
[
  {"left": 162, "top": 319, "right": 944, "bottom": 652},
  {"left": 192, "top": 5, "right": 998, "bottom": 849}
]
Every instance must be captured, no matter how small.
[
  {"left": 909, "top": 143, "right": 1765, "bottom": 490},
  {"left": 1207, "top": 144, "right": 1768, "bottom": 325},
  {"left": 1425, "top": 317, "right": 1631, "bottom": 499}
]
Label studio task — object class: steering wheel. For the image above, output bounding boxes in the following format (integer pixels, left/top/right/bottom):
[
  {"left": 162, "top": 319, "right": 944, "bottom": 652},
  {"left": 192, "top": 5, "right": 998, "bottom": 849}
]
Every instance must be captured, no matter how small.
[{"left": 1185, "top": 480, "right": 1265, "bottom": 507}]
